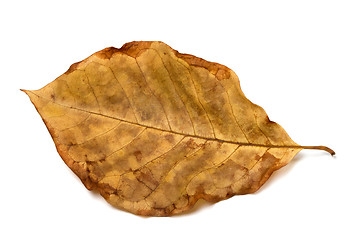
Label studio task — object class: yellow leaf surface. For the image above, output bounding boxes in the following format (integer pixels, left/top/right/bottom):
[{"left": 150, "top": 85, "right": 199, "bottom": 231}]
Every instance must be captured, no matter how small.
[{"left": 23, "top": 41, "right": 334, "bottom": 216}]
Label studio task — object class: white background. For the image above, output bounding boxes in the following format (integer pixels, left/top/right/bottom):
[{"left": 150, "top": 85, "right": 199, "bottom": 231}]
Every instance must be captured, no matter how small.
[{"left": 1, "top": 0, "right": 352, "bottom": 239}]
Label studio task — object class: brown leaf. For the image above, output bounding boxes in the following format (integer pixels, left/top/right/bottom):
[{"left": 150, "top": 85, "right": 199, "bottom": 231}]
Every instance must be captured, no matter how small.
[{"left": 22, "top": 41, "right": 334, "bottom": 216}]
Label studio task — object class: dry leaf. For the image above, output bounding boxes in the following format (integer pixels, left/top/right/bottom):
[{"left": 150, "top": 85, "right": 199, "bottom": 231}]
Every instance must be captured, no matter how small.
[{"left": 23, "top": 41, "right": 334, "bottom": 216}]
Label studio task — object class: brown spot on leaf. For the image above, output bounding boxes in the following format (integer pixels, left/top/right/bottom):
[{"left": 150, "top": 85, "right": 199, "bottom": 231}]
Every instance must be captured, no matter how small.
[
  {"left": 165, "top": 134, "right": 175, "bottom": 143},
  {"left": 186, "top": 138, "right": 201, "bottom": 149},
  {"left": 133, "top": 150, "right": 143, "bottom": 163}
]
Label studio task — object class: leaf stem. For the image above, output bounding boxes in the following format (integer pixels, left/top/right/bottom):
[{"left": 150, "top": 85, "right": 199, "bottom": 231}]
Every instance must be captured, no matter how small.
[{"left": 302, "top": 145, "right": 335, "bottom": 156}]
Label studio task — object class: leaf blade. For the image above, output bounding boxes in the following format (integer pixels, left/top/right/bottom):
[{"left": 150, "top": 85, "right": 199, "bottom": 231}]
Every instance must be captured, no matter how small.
[{"left": 24, "top": 41, "right": 332, "bottom": 216}]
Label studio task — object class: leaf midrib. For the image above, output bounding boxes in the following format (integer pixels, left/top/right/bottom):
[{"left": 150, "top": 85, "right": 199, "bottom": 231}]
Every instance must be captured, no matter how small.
[{"left": 30, "top": 90, "right": 303, "bottom": 150}]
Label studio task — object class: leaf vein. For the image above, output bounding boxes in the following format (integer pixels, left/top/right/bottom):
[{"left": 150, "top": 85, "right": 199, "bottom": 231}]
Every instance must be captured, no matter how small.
[
  {"left": 143, "top": 140, "right": 207, "bottom": 200},
  {"left": 185, "top": 145, "right": 241, "bottom": 191},
  {"left": 177, "top": 59, "right": 217, "bottom": 138},
  {"left": 134, "top": 58, "right": 172, "bottom": 131},
  {"left": 121, "top": 136, "right": 186, "bottom": 177},
  {"left": 83, "top": 70, "right": 102, "bottom": 114},
  {"left": 91, "top": 61, "right": 139, "bottom": 123},
  {"left": 75, "top": 121, "right": 122, "bottom": 145},
  {"left": 105, "top": 127, "right": 147, "bottom": 160},
  {"left": 218, "top": 80, "right": 250, "bottom": 143},
  {"left": 152, "top": 49, "right": 197, "bottom": 135}
]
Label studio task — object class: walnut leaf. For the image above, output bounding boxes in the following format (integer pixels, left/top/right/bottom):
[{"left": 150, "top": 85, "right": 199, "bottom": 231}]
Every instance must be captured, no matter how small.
[{"left": 22, "top": 41, "right": 334, "bottom": 216}]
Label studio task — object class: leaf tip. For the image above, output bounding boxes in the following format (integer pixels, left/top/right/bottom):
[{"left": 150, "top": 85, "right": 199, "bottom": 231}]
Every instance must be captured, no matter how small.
[{"left": 20, "top": 89, "right": 29, "bottom": 94}]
